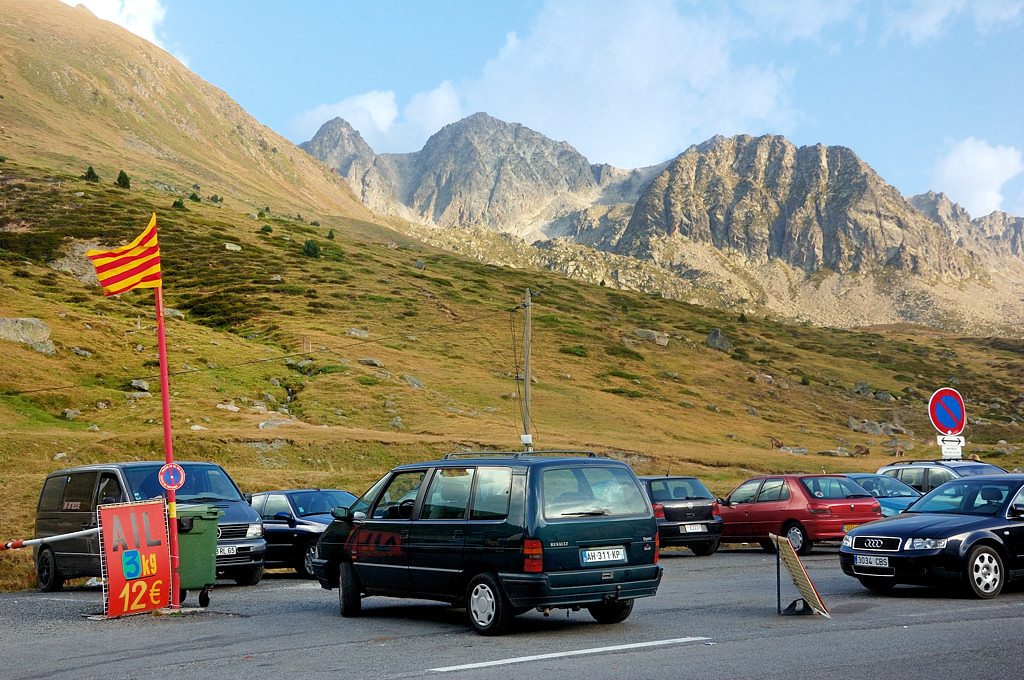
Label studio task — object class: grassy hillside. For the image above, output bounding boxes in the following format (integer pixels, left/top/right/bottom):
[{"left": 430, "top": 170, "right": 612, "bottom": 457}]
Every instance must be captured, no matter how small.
[{"left": 2, "top": 158, "right": 1023, "bottom": 591}]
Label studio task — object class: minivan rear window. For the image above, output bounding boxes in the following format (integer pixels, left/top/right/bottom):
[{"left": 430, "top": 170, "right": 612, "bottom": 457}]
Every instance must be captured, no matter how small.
[
  {"left": 542, "top": 466, "right": 648, "bottom": 518},
  {"left": 38, "top": 476, "right": 66, "bottom": 512}
]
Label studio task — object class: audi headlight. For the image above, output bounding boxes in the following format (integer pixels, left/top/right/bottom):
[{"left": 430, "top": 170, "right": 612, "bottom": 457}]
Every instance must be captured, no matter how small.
[
  {"left": 906, "top": 538, "right": 946, "bottom": 550},
  {"left": 246, "top": 522, "right": 263, "bottom": 539},
  {"left": 841, "top": 535, "right": 853, "bottom": 548}
]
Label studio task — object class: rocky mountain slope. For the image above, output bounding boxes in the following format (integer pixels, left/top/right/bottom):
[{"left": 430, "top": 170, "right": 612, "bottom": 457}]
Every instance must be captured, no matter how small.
[{"left": 304, "top": 116, "right": 1024, "bottom": 334}]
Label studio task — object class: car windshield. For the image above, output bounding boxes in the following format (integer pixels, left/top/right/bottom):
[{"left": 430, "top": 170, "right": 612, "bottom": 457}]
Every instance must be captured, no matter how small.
[
  {"left": 800, "top": 476, "right": 872, "bottom": 499},
  {"left": 123, "top": 463, "right": 245, "bottom": 503},
  {"left": 852, "top": 475, "right": 921, "bottom": 499},
  {"left": 909, "top": 479, "right": 1018, "bottom": 516},
  {"left": 290, "top": 490, "right": 356, "bottom": 516}
]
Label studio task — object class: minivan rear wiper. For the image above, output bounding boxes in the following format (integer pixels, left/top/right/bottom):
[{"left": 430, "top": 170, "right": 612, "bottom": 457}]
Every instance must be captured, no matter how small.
[{"left": 561, "top": 509, "right": 609, "bottom": 516}]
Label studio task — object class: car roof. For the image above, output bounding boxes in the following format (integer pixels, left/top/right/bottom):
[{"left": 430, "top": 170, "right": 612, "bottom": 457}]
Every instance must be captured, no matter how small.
[
  {"left": 47, "top": 460, "right": 219, "bottom": 476},
  {"left": 878, "top": 460, "right": 1006, "bottom": 471},
  {"left": 639, "top": 475, "right": 700, "bottom": 481},
  {"left": 392, "top": 452, "right": 630, "bottom": 472},
  {"left": 252, "top": 488, "right": 347, "bottom": 495}
]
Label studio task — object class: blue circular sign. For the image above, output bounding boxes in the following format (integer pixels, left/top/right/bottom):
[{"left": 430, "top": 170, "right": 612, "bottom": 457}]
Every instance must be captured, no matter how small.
[
  {"left": 158, "top": 463, "right": 185, "bottom": 491},
  {"left": 928, "top": 388, "right": 965, "bottom": 435}
]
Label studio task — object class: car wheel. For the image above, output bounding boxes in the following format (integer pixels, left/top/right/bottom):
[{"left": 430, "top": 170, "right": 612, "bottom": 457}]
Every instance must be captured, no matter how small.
[
  {"left": 338, "top": 561, "right": 362, "bottom": 617},
  {"left": 964, "top": 544, "right": 1003, "bottom": 598},
  {"left": 36, "top": 547, "right": 63, "bottom": 592},
  {"left": 466, "top": 573, "right": 511, "bottom": 636},
  {"left": 587, "top": 598, "right": 635, "bottom": 624},
  {"left": 690, "top": 540, "right": 718, "bottom": 557},
  {"left": 232, "top": 564, "right": 264, "bottom": 586},
  {"left": 759, "top": 539, "right": 777, "bottom": 554},
  {"left": 784, "top": 523, "right": 811, "bottom": 555},
  {"left": 296, "top": 543, "right": 317, "bottom": 578},
  {"left": 857, "top": 577, "right": 895, "bottom": 594}
]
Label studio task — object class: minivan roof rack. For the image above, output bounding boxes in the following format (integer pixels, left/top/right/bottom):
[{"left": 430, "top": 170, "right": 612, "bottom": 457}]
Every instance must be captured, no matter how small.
[{"left": 442, "top": 450, "right": 599, "bottom": 459}]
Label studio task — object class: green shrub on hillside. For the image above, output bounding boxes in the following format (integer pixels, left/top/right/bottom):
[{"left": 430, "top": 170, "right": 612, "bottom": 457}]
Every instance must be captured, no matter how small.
[
  {"left": 302, "top": 240, "right": 320, "bottom": 258},
  {"left": 260, "top": 224, "right": 272, "bottom": 234},
  {"left": 116, "top": 169, "right": 130, "bottom": 189},
  {"left": 81, "top": 166, "right": 99, "bottom": 182},
  {"left": 559, "top": 345, "right": 589, "bottom": 357},
  {"left": 171, "top": 198, "right": 185, "bottom": 209},
  {"left": 188, "top": 192, "right": 200, "bottom": 202},
  {"left": 605, "top": 345, "right": 645, "bottom": 361}
]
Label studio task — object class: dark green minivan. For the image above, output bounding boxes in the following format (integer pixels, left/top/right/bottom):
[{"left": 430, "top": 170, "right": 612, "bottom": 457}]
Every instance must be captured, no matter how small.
[{"left": 312, "top": 451, "right": 663, "bottom": 635}]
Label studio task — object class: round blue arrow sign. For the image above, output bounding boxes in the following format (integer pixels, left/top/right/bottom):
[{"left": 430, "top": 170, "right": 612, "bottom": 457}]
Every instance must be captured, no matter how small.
[{"left": 928, "top": 388, "right": 965, "bottom": 436}]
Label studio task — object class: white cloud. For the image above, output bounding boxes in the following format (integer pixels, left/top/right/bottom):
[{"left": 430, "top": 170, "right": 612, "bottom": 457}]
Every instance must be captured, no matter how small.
[
  {"left": 456, "top": 0, "right": 792, "bottom": 168},
  {"left": 289, "top": 91, "right": 399, "bottom": 147},
  {"left": 933, "top": 138, "right": 1024, "bottom": 217},
  {"left": 883, "top": 0, "right": 1023, "bottom": 43},
  {"left": 60, "top": 0, "right": 167, "bottom": 47}
]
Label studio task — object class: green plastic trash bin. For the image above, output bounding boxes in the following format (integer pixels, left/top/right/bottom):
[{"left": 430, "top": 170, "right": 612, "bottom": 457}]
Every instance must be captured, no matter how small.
[{"left": 176, "top": 505, "right": 221, "bottom": 607}]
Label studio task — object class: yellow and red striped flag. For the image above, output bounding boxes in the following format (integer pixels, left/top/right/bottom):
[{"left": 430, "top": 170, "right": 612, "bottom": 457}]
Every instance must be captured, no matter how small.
[{"left": 86, "top": 213, "right": 162, "bottom": 296}]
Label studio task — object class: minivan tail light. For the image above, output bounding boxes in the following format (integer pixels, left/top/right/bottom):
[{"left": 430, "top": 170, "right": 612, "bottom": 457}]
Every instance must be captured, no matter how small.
[
  {"left": 523, "top": 538, "right": 543, "bottom": 572},
  {"left": 653, "top": 503, "right": 665, "bottom": 519},
  {"left": 654, "top": 532, "right": 660, "bottom": 564},
  {"left": 807, "top": 504, "right": 832, "bottom": 514}
]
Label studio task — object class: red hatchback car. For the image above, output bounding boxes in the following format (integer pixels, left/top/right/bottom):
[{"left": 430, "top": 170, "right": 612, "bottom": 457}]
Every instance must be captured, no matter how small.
[{"left": 717, "top": 474, "right": 882, "bottom": 555}]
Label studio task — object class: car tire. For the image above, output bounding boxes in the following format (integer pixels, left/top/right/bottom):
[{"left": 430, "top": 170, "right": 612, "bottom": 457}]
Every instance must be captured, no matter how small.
[
  {"left": 964, "top": 544, "right": 1003, "bottom": 598},
  {"left": 690, "top": 540, "right": 718, "bottom": 556},
  {"left": 37, "top": 547, "right": 63, "bottom": 592},
  {"left": 857, "top": 577, "right": 895, "bottom": 594},
  {"left": 338, "top": 561, "right": 362, "bottom": 616},
  {"left": 759, "top": 539, "right": 777, "bottom": 554},
  {"left": 232, "top": 564, "right": 264, "bottom": 586},
  {"left": 296, "top": 542, "right": 317, "bottom": 578},
  {"left": 466, "top": 573, "right": 511, "bottom": 636},
  {"left": 587, "top": 598, "right": 635, "bottom": 624},
  {"left": 784, "top": 522, "right": 811, "bottom": 555}
]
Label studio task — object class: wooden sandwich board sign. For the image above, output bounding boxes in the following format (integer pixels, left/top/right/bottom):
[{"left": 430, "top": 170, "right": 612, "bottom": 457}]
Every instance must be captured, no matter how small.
[{"left": 769, "top": 533, "right": 830, "bottom": 618}]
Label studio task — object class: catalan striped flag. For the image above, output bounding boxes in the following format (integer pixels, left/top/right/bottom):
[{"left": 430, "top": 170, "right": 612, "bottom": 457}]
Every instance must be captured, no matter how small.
[{"left": 86, "top": 213, "right": 162, "bottom": 296}]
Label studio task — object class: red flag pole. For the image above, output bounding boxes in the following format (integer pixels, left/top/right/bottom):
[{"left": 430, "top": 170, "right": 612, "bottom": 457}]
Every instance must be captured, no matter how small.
[{"left": 155, "top": 285, "right": 181, "bottom": 609}]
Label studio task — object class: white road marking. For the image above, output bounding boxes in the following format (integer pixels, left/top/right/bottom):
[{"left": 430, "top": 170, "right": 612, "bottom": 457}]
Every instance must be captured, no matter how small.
[{"left": 429, "top": 636, "right": 711, "bottom": 672}]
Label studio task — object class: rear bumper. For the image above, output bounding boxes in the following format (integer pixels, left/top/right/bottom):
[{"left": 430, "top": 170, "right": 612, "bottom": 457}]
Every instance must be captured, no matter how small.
[
  {"left": 499, "top": 564, "right": 663, "bottom": 608},
  {"left": 658, "top": 520, "right": 723, "bottom": 546}
]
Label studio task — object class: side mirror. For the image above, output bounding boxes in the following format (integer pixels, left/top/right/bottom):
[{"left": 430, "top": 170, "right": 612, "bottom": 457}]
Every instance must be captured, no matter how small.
[
  {"left": 717, "top": 497, "right": 728, "bottom": 506},
  {"left": 331, "top": 506, "right": 350, "bottom": 520},
  {"left": 274, "top": 511, "right": 297, "bottom": 528},
  {"left": 244, "top": 493, "right": 253, "bottom": 504},
  {"left": 1009, "top": 504, "right": 1024, "bottom": 520}
]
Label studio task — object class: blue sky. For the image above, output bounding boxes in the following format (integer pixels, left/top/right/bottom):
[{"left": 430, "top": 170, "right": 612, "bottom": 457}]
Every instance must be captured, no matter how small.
[{"left": 64, "top": 0, "right": 1024, "bottom": 219}]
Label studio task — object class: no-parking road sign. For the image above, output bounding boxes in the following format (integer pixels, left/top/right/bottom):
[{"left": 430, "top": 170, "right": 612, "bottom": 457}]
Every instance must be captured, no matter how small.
[
  {"left": 158, "top": 463, "right": 185, "bottom": 491},
  {"left": 928, "top": 388, "right": 966, "bottom": 436}
]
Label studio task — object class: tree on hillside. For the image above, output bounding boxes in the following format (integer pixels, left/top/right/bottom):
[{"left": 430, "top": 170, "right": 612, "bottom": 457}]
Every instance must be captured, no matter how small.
[
  {"left": 81, "top": 166, "right": 99, "bottom": 182},
  {"left": 302, "top": 240, "right": 320, "bottom": 258},
  {"left": 116, "top": 170, "right": 131, "bottom": 189}
]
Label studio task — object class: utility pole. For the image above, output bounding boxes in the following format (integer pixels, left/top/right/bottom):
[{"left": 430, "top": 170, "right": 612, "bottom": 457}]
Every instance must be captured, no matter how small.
[{"left": 522, "top": 288, "right": 533, "bottom": 452}]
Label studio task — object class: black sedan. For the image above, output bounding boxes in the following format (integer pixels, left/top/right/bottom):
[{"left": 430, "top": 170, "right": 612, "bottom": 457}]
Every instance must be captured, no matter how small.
[
  {"left": 840, "top": 474, "right": 1024, "bottom": 598},
  {"left": 251, "top": 489, "right": 356, "bottom": 577},
  {"left": 639, "top": 475, "right": 722, "bottom": 556}
]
